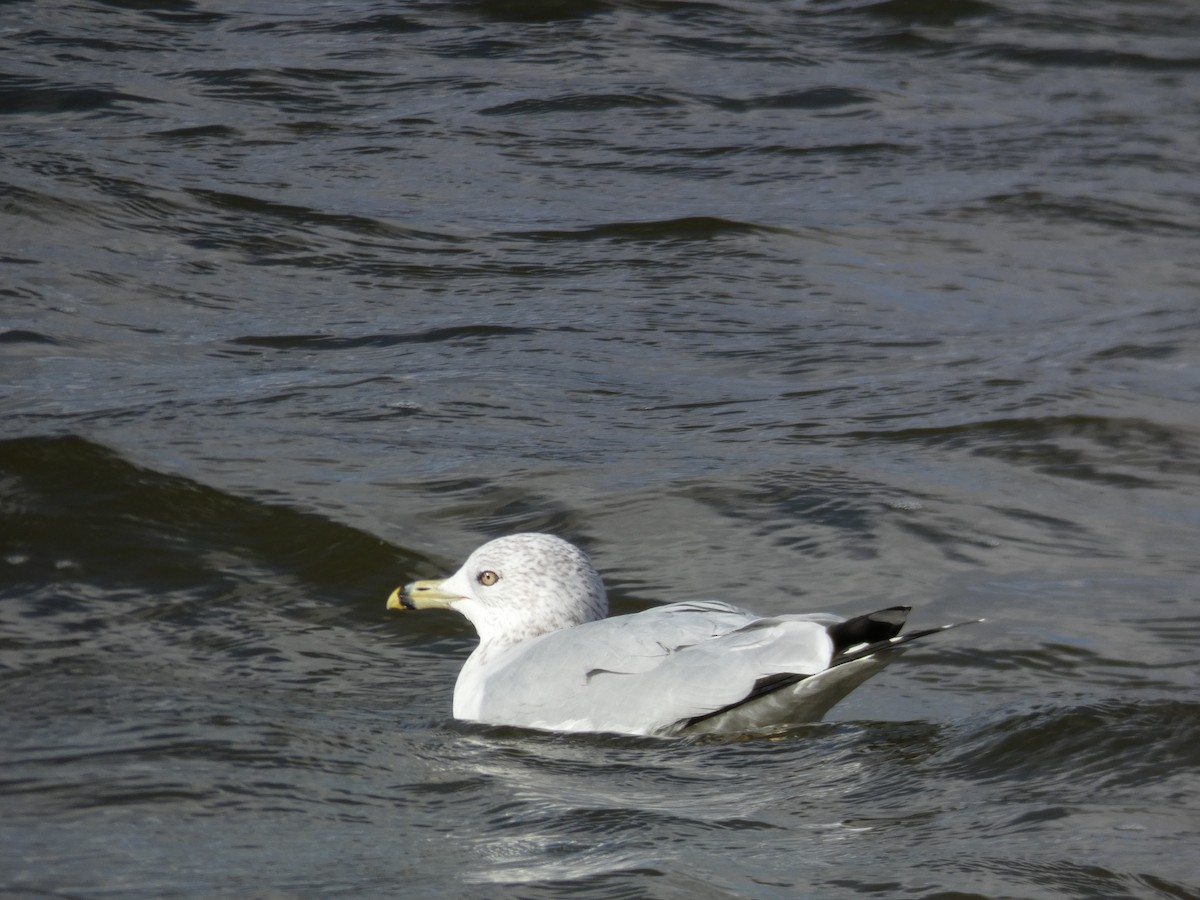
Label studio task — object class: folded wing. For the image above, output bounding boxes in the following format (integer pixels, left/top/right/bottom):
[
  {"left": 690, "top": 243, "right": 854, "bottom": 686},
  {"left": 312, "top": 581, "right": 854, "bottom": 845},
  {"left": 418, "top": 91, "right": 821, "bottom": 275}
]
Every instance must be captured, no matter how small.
[{"left": 470, "top": 601, "right": 936, "bottom": 736}]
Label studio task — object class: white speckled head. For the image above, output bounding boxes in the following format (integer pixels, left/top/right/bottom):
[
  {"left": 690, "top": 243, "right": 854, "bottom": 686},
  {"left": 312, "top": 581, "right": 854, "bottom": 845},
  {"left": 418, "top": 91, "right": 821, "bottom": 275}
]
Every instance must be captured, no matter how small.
[{"left": 431, "top": 533, "right": 608, "bottom": 656}]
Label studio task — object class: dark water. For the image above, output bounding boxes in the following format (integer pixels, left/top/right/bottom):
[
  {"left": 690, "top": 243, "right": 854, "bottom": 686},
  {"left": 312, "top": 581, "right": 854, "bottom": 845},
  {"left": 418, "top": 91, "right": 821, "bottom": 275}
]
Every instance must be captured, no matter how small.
[{"left": 3, "top": 0, "right": 1199, "bottom": 896}]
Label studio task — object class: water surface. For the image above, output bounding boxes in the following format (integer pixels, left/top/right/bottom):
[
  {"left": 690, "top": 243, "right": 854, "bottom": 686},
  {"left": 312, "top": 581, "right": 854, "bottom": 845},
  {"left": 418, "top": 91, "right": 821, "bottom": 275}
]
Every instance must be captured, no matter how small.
[{"left": 2, "top": 0, "right": 1199, "bottom": 897}]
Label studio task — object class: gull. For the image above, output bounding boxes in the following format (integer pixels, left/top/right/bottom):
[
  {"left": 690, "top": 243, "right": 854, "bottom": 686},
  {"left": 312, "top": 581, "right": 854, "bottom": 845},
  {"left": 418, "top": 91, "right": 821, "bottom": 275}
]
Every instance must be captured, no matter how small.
[{"left": 387, "top": 533, "right": 975, "bottom": 737}]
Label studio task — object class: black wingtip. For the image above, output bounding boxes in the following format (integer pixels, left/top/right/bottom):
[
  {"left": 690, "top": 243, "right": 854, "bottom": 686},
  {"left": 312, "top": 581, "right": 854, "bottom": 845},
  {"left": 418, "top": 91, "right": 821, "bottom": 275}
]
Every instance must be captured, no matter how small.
[
  {"left": 682, "top": 613, "right": 981, "bottom": 731},
  {"left": 830, "top": 616, "right": 983, "bottom": 667},
  {"left": 826, "top": 605, "right": 911, "bottom": 656}
]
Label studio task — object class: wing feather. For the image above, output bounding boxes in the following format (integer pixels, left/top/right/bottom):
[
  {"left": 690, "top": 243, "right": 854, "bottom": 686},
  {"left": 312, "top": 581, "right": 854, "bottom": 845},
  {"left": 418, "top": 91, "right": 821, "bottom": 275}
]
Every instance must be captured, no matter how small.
[{"left": 472, "top": 601, "right": 839, "bottom": 735}]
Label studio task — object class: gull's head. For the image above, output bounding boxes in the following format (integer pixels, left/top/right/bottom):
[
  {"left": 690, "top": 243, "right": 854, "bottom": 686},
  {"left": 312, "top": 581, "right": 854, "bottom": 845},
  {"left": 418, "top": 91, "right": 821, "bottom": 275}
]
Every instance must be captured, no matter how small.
[{"left": 387, "top": 533, "right": 608, "bottom": 649}]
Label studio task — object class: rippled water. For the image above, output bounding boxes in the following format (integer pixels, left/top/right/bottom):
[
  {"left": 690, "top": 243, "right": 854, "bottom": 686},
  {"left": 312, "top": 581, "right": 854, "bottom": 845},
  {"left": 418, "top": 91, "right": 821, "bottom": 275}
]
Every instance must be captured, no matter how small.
[{"left": 3, "top": 0, "right": 1199, "bottom": 897}]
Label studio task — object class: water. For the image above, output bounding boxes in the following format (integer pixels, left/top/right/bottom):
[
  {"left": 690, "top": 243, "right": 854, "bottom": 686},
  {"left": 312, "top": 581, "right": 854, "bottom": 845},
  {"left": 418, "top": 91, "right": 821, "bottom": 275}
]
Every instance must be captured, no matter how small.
[{"left": 2, "top": 0, "right": 1199, "bottom": 896}]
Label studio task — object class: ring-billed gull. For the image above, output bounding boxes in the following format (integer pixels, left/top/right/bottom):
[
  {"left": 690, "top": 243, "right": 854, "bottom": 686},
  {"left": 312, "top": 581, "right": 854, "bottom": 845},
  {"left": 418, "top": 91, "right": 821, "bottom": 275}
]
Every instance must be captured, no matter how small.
[{"left": 387, "top": 533, "right": 975, "bottom": 737}]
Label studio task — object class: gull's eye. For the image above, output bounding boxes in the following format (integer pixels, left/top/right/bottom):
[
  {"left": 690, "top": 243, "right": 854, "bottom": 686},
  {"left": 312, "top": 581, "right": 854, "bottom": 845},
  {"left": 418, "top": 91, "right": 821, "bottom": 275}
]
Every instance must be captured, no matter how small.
[{"left": 477, "top": 570, "right": 499, "bottom": 587}]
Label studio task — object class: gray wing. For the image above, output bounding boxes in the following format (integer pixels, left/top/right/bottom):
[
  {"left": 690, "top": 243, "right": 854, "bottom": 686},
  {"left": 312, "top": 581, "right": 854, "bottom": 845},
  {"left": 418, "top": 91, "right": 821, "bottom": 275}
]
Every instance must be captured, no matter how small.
[{"left": 471, "top": 600, "right": 841, "bottom": 736}]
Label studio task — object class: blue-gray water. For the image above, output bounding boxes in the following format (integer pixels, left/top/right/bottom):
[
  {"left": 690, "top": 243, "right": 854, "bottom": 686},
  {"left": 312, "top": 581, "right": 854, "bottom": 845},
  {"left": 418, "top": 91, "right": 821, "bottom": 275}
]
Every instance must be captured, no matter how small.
[{"left": 2, "top": 1, "right": 1199, "bottom": 897}]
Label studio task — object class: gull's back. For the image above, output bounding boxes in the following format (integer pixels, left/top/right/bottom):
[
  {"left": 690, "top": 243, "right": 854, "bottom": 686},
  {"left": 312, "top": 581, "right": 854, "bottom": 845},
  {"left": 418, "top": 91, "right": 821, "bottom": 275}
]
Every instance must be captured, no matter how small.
[{"left": 457, "top": 600, "right": 893, "bottom": 737}]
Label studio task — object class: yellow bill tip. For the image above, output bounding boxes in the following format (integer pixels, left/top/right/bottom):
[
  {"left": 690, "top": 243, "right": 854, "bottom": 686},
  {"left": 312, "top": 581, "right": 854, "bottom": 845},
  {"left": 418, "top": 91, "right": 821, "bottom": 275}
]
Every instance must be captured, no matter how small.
[{"left": 385, "top": 579, "right": 459, "bottom": 612}]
